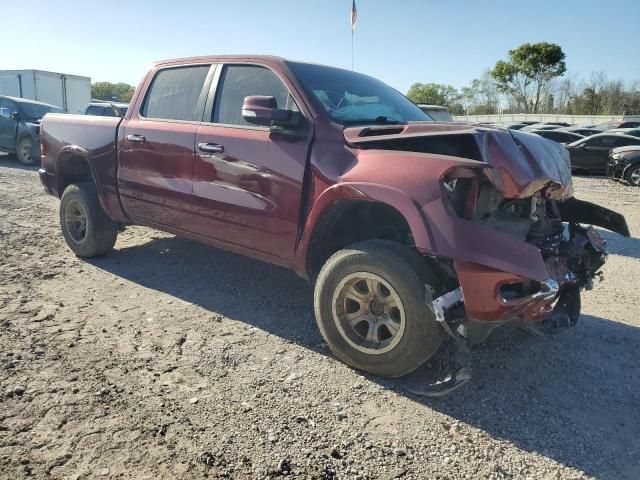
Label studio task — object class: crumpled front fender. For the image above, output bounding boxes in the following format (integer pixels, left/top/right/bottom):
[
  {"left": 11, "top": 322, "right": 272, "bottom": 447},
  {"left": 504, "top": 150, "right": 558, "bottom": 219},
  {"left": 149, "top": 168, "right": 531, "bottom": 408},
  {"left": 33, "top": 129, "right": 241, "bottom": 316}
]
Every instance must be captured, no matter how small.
[{"left": 419, "top": 197, "right": 550, "bottom": 282}]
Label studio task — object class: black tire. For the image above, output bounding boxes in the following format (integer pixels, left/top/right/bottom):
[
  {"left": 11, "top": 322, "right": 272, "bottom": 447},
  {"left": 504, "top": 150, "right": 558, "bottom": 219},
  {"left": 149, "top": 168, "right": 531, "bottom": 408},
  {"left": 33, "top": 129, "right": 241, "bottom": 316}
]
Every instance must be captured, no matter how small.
[
  {"left": 59, "top": 183, "right": 118, "bottom": 258},
  {"left": 314, "top": 240, "right": 443, "bottom": 378},
  {"left": 16, "top": 137, "right": 37, "bottom": 165},
  {"left": 625, "top": 164, "right": 640, "bottom": 187}
]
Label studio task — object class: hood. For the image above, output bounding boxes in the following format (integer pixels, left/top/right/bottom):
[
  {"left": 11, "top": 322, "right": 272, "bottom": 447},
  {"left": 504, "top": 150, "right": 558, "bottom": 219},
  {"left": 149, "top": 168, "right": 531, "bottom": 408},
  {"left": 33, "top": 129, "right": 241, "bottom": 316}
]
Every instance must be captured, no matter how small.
[{"left": 344, "top": 123, "right": 573, "bottom": 199}]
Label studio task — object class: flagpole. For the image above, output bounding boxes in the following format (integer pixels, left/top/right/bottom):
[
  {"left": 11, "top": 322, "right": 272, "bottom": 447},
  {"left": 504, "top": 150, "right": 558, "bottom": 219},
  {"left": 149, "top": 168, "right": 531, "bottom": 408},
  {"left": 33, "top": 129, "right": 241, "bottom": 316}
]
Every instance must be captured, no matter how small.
[
  {"left": 351, "top": 29, "right": 354, "bottom": 70},
  {"left": 351, "top": 0, "right": 356, "bottom": 71}
]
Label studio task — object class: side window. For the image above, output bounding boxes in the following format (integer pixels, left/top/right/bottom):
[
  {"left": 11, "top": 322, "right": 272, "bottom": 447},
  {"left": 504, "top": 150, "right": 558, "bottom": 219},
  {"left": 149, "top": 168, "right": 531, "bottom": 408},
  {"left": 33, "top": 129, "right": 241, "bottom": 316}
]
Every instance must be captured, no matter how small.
[
  {"left": 142, "top": 65, "right": 210, "bottom": 121},
  {"left": 0, "top": 98, "right": 12, "bottom": 118},
  {"left": 615, "top": 136, "right": 640, "bottom": 147},
  {"left": 102, "top": 107, "right": 117, "bottom": 117},
  {"left": 586, "top": 137, "right": 616, "bottom": 147},
  {"left": 545, "top": 132, "right": 560, "bottom": 141},
  {"left": 85, "top": 105, "right": 102, "bottom": 116},
  {"left": 212, "top": 65, "right": 297, "bottom": 127}
]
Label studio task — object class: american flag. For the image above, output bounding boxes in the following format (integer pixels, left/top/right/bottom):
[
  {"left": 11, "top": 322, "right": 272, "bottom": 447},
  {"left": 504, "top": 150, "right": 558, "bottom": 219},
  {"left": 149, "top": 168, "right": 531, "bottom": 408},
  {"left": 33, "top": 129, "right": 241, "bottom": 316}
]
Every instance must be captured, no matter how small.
[{"left": 351, "top": 0, "right": 357, "bottom": 31}]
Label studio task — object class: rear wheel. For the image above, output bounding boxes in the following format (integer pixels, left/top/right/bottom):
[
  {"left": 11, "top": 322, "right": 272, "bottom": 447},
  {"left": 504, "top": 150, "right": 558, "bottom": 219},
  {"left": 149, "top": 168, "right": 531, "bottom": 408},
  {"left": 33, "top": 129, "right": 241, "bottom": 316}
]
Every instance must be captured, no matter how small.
[
  {"left": 60, "top": 183, "right": 118, "bottom": 257},
  {"left": 314, "top": 240, "right": 443, "bottom": 378},
  {"left": 16, "top": 137, "right": 36, "bottom": 165},
  {"left": 626, "top": 164, "right": 640, "bottom": 187}
]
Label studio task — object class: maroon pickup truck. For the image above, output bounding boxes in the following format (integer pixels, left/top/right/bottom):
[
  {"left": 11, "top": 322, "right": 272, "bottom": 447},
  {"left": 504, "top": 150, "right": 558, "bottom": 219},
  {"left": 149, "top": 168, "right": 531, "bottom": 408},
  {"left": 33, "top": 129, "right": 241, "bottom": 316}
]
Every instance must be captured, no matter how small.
[{"left": 39, "top": 55, "right": 629, "bottom": 395}]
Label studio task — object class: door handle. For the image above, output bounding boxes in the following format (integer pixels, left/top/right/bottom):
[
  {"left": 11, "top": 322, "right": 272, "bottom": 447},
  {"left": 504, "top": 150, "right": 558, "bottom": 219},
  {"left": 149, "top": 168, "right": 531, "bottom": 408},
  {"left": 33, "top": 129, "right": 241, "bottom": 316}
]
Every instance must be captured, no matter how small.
[
  {"left": 127, "top": 134, "right": 145, "bottom": 143},
  {"left": 198, "top": 142, "right": 224, "bottom": 154}
]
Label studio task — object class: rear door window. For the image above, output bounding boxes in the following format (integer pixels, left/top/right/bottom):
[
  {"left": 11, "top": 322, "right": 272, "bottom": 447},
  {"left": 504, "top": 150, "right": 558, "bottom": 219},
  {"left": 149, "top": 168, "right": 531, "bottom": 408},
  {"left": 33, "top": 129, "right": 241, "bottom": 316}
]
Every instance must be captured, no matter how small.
[
  {"left": 614, "top": 136, "right": 640, "bottom": 147},
  {"left": 587, "top": 136, "right": 617, "bottom": 147},
  {"left": 85, "top": 105, "right": 103, "bottom": 116},
  {"left": 142, "top": 65, "right": 210, "bottom": 121},
  {"left": 212, "top": 64, "right": 296, "bottom": 127}
]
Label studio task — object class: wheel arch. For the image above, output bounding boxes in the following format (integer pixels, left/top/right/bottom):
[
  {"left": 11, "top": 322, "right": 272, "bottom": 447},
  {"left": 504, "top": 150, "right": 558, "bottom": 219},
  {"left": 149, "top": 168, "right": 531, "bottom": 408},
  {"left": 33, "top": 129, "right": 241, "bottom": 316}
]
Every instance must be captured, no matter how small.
[
  {"left": 297, "top": 183, "right": 434, "bottom": 279},
  {"left": 55, "top": 146, "right": 98, "bottom": 197},
  {"left": 623, "top": 160, "right": 640, "bottom": 185}
]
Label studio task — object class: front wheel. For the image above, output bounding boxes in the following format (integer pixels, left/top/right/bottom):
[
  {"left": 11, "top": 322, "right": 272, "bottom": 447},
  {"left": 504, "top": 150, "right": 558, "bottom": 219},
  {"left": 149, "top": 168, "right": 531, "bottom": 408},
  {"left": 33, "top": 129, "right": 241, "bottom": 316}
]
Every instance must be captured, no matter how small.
[
  {"left": 626, "top": 164, "right": 640, "bottom": 187},
  {"left": 60, "top": 183, "right": 118, "bottom": 257},
  {"left": 314, "top": 240, "right": 443, "bottom": 378},
  {"left": 16, "top": 137, "right": 37, "bottom": 165}
]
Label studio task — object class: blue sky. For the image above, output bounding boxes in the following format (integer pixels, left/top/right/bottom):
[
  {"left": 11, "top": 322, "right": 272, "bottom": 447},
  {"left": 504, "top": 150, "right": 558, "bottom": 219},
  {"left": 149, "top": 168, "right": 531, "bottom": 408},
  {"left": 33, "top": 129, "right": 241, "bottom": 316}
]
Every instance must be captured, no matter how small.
[{"left": 3, "top": 0, "right": 639, "bottom": 93}]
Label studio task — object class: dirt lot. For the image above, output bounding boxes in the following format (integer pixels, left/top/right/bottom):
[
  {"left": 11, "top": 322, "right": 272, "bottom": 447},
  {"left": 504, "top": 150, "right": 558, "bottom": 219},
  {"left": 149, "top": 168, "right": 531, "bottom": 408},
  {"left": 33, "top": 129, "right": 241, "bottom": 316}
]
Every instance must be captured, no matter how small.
[{"left": 0, "top": 156, "right": 639, "bottom": 480}]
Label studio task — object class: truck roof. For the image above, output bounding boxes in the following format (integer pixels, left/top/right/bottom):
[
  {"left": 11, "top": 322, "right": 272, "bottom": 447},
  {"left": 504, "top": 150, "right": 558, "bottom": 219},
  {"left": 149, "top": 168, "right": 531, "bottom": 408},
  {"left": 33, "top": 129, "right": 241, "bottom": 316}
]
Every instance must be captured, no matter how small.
[
  {"left": 0, "top": 94, "right": 61, "bottom": 109},
  {"left": 153, "top": 55, "right": 290, "bottom": 68}
]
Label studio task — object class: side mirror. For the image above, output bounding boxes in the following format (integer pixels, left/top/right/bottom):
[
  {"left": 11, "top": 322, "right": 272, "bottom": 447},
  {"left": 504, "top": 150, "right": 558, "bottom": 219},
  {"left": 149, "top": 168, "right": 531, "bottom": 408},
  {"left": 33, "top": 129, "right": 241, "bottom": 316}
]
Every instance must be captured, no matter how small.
[
  {"left": 10, "top": 111, "right": 20, "bottom": 121},
  {"left": 242, "top": 96, "right": 295, "bottom": 127},
  {"left": 0, "top": 107, "right": 12, "bottom": 119}
]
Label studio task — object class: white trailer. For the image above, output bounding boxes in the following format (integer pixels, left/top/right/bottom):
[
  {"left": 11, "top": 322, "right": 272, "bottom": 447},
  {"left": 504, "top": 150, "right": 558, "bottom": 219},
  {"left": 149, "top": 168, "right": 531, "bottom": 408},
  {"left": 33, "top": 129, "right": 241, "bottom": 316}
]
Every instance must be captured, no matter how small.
[{"left": 0, "top": 70, "right": 91, "bottom": 114}]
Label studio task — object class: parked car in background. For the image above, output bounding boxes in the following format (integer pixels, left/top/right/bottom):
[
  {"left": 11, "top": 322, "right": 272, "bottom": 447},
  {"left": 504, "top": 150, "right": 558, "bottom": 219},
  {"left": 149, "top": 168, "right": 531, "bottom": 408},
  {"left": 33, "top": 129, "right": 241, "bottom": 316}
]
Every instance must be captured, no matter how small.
[
  {"left": 594, "top": 120, "right": 640, "bottom": 131},
  {"left": 558, "top": 126, "right": 600, "bottom": 137},
  {"left": 38, "top": 55, "right": 629, "bottom": 394},
  {"left": 83, "top": 102, "right": 128, "bottom": 117},
  {"left": 530, "top": 129, "right": 584, "bottom": 144},
  {"left": 416, "top": 104, "right": 453, "bottom": 121},
  {"left": 607, "top": 146, "right": 640, "bottom": 186},
  {"left": 606, "top": 127, "right": 640, "bottom": 138},
  {"left": 566, "top": 133, "right": 640, "bottom": 174},
  {"left": 521, "top": 123, "right": 562, "bottom": 132},
  {"left": 503, "top": 122, "right": 529, "bottom": 130},
  {"left": 0, "top": 95, "right": 63, "bottom": 164}
]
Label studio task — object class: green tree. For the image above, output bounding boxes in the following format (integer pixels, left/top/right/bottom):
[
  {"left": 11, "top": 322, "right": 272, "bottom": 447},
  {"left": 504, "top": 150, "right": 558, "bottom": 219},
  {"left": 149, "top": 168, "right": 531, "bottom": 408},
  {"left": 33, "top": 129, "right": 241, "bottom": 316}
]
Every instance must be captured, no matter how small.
[
  {"left": 406, "top": 83, "right": 462, "bottom": 114},
  {"left": 91, "top": 82, "right": 135, "bottom": 102},
  {"left": 460, "top": 73, "right": 500, "bottom": 115},
  {"left": 490, "top": 42, "right": 566, "bottom": 113}
]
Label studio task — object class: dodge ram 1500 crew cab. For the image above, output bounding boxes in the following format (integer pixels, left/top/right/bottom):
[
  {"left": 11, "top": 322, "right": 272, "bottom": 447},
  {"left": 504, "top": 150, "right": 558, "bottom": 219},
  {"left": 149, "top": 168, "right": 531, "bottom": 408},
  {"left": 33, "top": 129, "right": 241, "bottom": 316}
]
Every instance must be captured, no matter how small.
[{"left": 39, "top": 56, "right": 629, "bottom": 395}]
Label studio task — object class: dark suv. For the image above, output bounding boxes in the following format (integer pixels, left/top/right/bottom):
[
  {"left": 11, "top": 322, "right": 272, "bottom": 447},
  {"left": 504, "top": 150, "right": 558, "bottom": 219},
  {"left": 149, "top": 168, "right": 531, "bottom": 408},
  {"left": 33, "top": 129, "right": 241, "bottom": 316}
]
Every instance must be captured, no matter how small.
[
  {"left": 83, "top": 102, "right": 128, "bottom": 117},
  {"left": 0, "top": 95, "right": 63, "bottom": 165}
]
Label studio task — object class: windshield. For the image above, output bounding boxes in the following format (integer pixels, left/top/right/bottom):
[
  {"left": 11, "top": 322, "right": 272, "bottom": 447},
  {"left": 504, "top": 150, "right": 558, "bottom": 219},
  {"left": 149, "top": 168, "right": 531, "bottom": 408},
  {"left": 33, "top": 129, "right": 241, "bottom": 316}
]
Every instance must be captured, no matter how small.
[
  {"left": 594, "top": 122, "right": 618, "bottom": 131},
  {"left": 287, "top": 62, "right": 432, "bottom": 125},
  {"left": 20, "top": 103, "right": 63, "bottom": 120}
]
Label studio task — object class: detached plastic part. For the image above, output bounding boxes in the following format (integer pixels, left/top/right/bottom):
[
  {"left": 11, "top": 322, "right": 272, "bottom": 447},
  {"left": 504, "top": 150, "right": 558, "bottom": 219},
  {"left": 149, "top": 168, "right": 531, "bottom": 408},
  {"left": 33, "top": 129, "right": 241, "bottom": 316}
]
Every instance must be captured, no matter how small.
[
  {"left": 399, "top": 337, "right": 472, "bottom": 398},
  {"left": 398, "top": 287, "right": 472, "bottom": 397}
]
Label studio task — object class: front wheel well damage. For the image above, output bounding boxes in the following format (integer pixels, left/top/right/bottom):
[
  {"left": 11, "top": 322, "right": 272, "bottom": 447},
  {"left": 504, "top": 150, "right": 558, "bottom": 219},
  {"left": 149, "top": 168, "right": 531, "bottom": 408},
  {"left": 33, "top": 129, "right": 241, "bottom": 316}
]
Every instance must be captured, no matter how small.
[{"left": 306, "top": 200, "right": 415, "bottom": 279}]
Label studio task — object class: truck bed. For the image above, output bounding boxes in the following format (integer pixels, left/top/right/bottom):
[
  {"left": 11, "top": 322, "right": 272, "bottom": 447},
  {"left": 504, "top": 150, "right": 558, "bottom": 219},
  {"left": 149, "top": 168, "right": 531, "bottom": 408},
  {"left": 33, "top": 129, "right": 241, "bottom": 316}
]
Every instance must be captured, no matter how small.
[{"left": 40, "top": 113, "right": 123, "bottom": 218}]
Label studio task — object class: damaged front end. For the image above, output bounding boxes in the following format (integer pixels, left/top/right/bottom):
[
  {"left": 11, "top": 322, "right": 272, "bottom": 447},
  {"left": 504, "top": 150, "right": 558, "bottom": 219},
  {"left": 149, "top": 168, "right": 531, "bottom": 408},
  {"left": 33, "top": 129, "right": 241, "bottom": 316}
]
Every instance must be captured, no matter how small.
[
  {"left": 344, "top": 124, "right": 630, "bottom": 395},
  {"left": 435, "top": 129, "right": 629, "bottom": 340},
  {"left": 443, "top": 179, "right": 612, "bottom": 338},
  {"left": 401, "top": 128, "right": 629, "bottom": 396}
]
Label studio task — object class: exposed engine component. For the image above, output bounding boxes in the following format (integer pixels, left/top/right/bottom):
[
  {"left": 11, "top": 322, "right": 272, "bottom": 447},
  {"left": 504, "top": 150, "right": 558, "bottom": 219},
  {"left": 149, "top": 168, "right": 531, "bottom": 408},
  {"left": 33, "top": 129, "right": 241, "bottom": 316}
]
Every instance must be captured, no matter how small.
[
  {"left": 527, "top": 198, "right": 563, "bottom": 258},
  {"left": 443, "top": 175, "right": 609, "bottom": 333}
]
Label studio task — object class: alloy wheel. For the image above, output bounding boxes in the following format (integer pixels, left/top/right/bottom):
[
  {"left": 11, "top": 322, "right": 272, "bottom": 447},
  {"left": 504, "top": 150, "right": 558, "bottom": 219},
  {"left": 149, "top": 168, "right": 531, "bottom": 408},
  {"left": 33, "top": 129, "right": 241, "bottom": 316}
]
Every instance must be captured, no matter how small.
[
  {"left": 64, "top": 199, "right": 88, "bottom": 243},
  {"left": 331, "top": 272, "right": 406, "bottom": 355}
]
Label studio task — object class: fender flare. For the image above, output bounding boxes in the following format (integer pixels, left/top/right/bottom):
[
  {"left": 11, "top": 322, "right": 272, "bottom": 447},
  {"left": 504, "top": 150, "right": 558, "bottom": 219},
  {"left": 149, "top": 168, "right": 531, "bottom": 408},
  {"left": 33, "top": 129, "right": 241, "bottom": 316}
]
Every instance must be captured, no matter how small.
[
  {"left": 54, "top": 145, "right": 106, "bottom": 207},
  {"left": 294, "top": 182, "right": 435, "bottom": 275}
]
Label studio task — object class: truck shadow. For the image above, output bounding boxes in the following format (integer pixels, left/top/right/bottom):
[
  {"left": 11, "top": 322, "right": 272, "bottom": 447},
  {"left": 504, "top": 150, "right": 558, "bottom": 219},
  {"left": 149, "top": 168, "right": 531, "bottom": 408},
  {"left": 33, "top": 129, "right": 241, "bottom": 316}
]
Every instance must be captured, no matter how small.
[
  {"left": 600, "top": 229, "right": 640, "bottom": 260},
  {"left": 0, "top": 157, "right": 39, "bottom": 171},
  {"left": 89, "top": 234, "right": 640, "bottom": 480}
]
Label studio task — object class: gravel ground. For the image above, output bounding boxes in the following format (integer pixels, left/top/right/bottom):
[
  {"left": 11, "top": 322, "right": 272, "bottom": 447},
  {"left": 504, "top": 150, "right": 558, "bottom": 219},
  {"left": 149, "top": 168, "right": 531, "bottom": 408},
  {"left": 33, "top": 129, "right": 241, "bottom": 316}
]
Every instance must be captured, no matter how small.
[{"left": 1, "top": 155, "right": 639, "bottom": 480}]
